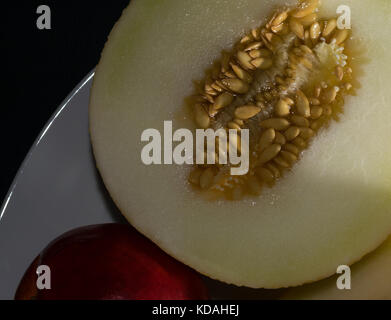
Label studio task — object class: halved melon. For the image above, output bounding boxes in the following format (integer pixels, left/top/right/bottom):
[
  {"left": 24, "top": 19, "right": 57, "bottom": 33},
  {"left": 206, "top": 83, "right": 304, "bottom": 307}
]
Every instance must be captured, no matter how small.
[{"left": 90, "top": 0, "right": 391, "bottom": 288}]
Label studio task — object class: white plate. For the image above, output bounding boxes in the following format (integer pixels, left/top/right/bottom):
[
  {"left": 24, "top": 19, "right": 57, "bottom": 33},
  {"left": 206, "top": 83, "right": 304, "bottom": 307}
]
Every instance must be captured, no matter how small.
[{"left": 0, "top": 71, "right": 279, "bottom": 300}]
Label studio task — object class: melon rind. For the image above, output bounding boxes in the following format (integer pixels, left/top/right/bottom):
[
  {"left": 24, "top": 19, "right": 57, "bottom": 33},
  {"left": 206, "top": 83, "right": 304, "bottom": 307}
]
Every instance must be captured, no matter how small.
[{"left": 282, "top": 236, "right": 391, "bottom": 299}]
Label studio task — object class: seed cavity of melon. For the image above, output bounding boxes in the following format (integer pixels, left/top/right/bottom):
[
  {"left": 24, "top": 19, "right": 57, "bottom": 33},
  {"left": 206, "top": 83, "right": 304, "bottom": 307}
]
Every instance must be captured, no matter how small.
[{"left": 187, "top": 0, "right": 357, "bottom": 200}]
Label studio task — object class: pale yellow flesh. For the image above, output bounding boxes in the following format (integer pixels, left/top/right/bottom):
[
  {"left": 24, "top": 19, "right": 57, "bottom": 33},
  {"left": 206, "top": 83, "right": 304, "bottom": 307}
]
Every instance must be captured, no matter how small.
[
  {"left": 282, "top": 236, "right": 391, "bottom": 299},
  {"left": 90, "top": 0, "right": 391, "bottom": 288}
]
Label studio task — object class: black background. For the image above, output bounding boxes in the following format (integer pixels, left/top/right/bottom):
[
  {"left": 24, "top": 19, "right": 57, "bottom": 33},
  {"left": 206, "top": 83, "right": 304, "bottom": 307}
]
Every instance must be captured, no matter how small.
[{"left": 2, "top": 1, "right": 129, "bottom": 202}]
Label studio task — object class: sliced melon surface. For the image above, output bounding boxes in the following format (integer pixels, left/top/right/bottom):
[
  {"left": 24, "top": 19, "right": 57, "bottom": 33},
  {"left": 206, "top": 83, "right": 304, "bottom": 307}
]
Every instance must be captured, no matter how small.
[
  {"left": 282, "top": 236, "right": 391, "bottom": 299},
  {"left": 90, "top": 0, "right": 391, "bottom": 288}
]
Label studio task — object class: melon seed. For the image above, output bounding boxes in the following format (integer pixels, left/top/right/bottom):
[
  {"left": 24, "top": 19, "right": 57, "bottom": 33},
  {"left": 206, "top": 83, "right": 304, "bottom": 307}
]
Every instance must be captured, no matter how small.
[
  {"left": 237, "top": 51, "right": 255, "bottom": 70},
  {"left": 284, "top": 126, "right": 301, "bottom": 141},
  {"left": 275, "top": 132, "right": 287, "bottom": 145},
  {"left": 274, "top": 156, "right": 291, "bottom": 168},
  {"left": 296, "top": 90, "right": 311, "bottom": 117},
  {"left": 290, "top": 0, "right": 320, "bottom": 19},
  {"left": 299, "top": 127, "right": 315, "bottom": 139},
  {"left": 310, "top": 22, "right": 321, "bottom": 41},
  {"left": 298, "top": 13, "right": 318, "bottom": 27},
  {"left": 283, "top": 143, "right": 300, "bottom": 155},
  {"left": 258, "top": 144, "right": 282, "bottom": 165},
  {"left": 275, "top": 98, "right": 292, "bottom": 117},
  {"left": 293, "top": 137, "right": 307, "bottom": 149},
  {"left": 194, "top": 104, "right": 210, "bottom": 129},
  {"left": 251, "top": 57, "right": 273, "bottom": 69},
  {"left": 214, "top": 92, "right": 234, "bottom": 110},
  {"left": 260, "top": 118, "right": 290, "bottom": 131},
  {"left": 266, "top": 163, "right": 281, "bottom": 179},
  {"left": 221, "top": 78, "right": 250, "bottom": 94},
  {"left": 259, "top": 128, "right": 276, "bottom": 151},
  {"left": 310, "top": 106, "right": 323, "bottom": 119},
  {"left": 244, "top": 41, "right": 263, "bottom": 51},
  {"left": 227, "top": 122, "right": 242, "bottom": 131},
  {"left": 289, "top": 19, "right": 305, "bottom": 40},
  {"left": 332, "top": 29, "right": 350, "bottom": 45},
  {"left": 322, "top": 19, "right": 337, "bottom": 37},
  {"left": 235, "top": 105, "right": 262, "bottom": 120},
  {"left": 255, "top": 167, "right": 275, "bottom": 184},
  {"left": 291, "top": 115, "right": 310, "bottom": 127},
  {"left": 231, "top": 64, "right": 253, "bottom": 83},
  {"left": 281, "top": 150, "right": 298, "bottom": 164},
  {"left": 272, "top": 11, "right": 289, "bottom": 26},
  {"left": 321, "top": 87, "right": 338, "bottom": 104}
]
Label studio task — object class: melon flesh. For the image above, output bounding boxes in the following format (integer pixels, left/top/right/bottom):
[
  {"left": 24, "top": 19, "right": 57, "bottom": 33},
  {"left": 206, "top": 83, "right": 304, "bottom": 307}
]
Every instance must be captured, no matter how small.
[
  {"left": 282, "top": 236, "right": 391, "bottom": 299},
  {"left": 90, "top": 0, "right": 391, "bottom": 288}
]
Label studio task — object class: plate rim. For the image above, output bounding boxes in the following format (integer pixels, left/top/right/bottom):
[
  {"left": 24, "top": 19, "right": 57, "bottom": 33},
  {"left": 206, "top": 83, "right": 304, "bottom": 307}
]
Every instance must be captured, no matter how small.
[{"left": 0, "top": 70, "right": 96, "bottom": 223}]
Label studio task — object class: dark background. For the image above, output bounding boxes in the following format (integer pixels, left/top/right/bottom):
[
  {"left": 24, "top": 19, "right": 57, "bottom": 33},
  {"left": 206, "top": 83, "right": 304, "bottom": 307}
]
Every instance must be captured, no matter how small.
[{"left": 2, "top": 1, "right": 129, "bottom": 202}]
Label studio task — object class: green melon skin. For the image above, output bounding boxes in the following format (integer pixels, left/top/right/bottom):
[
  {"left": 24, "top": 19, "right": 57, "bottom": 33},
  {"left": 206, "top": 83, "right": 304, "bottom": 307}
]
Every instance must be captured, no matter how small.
[{"left": 90, "top": 0, "right": 391, "bottom": 289}]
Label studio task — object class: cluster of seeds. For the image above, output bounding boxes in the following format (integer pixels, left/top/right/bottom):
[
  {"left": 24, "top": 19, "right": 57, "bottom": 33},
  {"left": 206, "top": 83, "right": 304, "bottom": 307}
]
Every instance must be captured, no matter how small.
[{"left": 188, "top": 0, "right": 356, "bottom": 200}]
